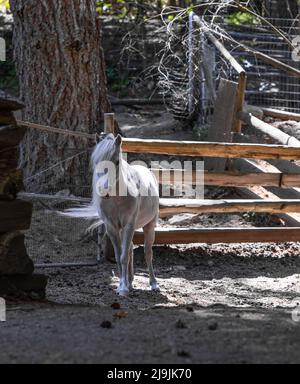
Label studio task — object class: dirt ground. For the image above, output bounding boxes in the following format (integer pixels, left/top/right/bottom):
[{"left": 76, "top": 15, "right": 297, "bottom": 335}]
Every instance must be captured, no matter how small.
[
  {"left": 1, "top": 243, "right": 300, "bottom": 364},
  {"left": 1, "top": 106, "right": 300, "bottom": 364}
]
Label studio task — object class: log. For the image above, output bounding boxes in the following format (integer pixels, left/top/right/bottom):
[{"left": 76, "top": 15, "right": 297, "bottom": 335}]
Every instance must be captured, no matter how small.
[
  {"left": 0, "top": 125, "right": 26, "bottom": 149},
  {"left": 0, "top": 200, "right": 32, "bottom": 232},
  {"left": 123, "top": 138, "right": 300, "bottom": 161},
  {"left": 154, "top": 169, "right": 300, "bottom": 188},
  {"left": 207, "top": 79, "right": 238, "bottom": 171},
  {"left": 159, "top": 198, "right": 300, "bottom": 217},
  {"left": 0, "top": 111, "right": 17, "bottom": 126},
  {"left": 0, "top": 232, "right": 34, "bottom": 276},
  {"left": 0, "top": 170, "right": 24, "bottom": 200},
  {"left": 238, "top": 112, "right": 300, "bottom": 147},
  {"left": 262, "top": 108, "right": 300, "bottom": 122},
  {"left": 0, "top": 90, "right": 24, "bottom": 111},
  {"left": 134, "top": 227, "right": 300, "bottom": 245}
]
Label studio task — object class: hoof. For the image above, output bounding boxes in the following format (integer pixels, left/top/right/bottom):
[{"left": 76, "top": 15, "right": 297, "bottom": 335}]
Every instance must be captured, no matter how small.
[
  {"left": 118, "top": 290, "right": 130, "bottom": 297},
  {"left": 151, "top": 284, "right": 161, "bottom": 293}
]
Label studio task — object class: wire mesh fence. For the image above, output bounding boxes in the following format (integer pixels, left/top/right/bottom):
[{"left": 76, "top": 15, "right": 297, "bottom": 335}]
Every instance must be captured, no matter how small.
[
  {"left": 21, "top": 147, "right": 100, "bottom": 268},
  {"left": 23, "top": 193, "right": 99, "bottom": 267},
  {"left": 224, "top": 18, "right": 300, "bottom": 113},
  {"left": 158, "top": 14, "right": 300, "bottom": 129}
]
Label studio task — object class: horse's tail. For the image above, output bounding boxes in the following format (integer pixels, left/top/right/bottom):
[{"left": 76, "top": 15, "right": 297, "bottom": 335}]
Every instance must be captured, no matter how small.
[{"left": 62, "top": 203, "right": 100, "bottom": 219}]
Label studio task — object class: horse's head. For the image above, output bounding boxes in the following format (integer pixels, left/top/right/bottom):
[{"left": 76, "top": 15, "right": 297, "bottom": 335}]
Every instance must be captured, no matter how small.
[
  {"left": 92, "top": 134, "right": 123, "bottom": 198},
  {"left": 92, "top": 133, "right": 123, "bottom": 168}
]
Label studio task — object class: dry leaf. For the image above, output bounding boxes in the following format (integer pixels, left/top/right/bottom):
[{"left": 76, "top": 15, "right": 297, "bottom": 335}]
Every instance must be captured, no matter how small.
[{"left": 113, "top": 310, "right": 128, "bottom": 319}]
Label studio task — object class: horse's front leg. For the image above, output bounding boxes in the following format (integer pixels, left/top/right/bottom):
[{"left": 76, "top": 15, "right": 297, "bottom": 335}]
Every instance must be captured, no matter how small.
[
  {"left": 106, "top": 224, "right": 122, "bottom": 278},
  {"left": 119, "top": 224, "right": 135, "bottom": 297}
]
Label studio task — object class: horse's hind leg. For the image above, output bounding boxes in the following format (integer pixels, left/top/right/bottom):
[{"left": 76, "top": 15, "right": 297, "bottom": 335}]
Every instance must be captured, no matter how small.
[
  {"left": 143, "top": 217, "right": 160, "bottom": 292},
  {"left": 128, "top": 242, "right": 134, "bottom": 291}
]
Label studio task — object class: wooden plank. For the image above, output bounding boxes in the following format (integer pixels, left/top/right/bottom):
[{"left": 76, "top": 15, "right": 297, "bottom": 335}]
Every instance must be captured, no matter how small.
[
  {"left": 0, "top": 147, "right": 20, "bottom": 171},
  {"left": 104, "top": 113, "right": 115, "bottom": 135},
  {"left": 122, "top": 138, "right": 300, "bottom": 161},
  {"left": 0, "top": 111, "right": 17, "bottom": 126},
  {"left": 0, "top": 200, "right": 33, "bottom": 232},
  {"left": 0, "top": 125, "right": 26, "bottom": 149},
  {"left": 0, "top": 90, "right": 24, "bottom": 111},
  {"left": 134, "top": 227, "right": 300, "bottom": 245},
  {"left": 159, "top": 198, "right": 300, "bottom": 217},
  {"left": 239, "top": 112, "right": 300, "bottom": 146},
  {"left": 154, "top": 169, "right": 300, "bottom": 188},
  {"left": 0, "top": 170, "right": 23, "bottom": 200},
  {"left": 207, "top": 79, "right": 238, "bottom": 171}
]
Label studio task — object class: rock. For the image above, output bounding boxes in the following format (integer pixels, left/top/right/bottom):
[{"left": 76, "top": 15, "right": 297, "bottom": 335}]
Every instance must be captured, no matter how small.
[
  {"left": 208, "top": 321, "right": 219, "bottom": 331},
  {"left": 177, "top": 350, "right": 190, "bottom": 358},
  {"left": 101, "top": 321, "right": 112, "bottom": 329},
  {"left": 173, "top": 265, "right": 187, "bottom": 272},
  {"left": 186, "top": 306, "right": 194, "bottom": 313},
  {"left": 176, "top": 320, "right": 187, "bottom": 329}
]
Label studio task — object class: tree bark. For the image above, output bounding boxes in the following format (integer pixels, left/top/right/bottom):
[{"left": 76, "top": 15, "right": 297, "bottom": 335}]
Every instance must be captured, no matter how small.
[{"left": 10, "top": 0, "right": 111, "bottom": 194}]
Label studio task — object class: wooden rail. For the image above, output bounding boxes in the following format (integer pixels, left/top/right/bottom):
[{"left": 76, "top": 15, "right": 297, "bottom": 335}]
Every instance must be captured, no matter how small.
[
  {"left": 155, "top": 170, "right": 300, "bottom": 188},
  {"left": 134, "top": 227, "right": 300, "bottom": 245},
  {"left": 159, "top": 199, "right": 300, "bottom": 217},
  {"left": 123, "top": 138, "right": 300, "bottom": 160}
]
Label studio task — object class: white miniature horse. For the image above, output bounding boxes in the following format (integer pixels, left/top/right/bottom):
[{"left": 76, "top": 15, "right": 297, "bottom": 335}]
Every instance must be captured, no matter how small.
[{"left": 66, "top": 134, "right": 160, "bottom": 296}]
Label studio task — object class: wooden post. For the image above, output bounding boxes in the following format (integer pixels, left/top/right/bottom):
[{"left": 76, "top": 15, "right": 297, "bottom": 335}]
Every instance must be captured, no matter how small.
[
  {"left": 101, "top": 113, "right": 116, "bottom": 263},
  {"left": 104, "top": 113, "right": 115, "bottom": 135},
  {"left": 233, "top": 72, "right": 247, "bottom": 134},
  {"left": 206, "top": 78, "right": 238, "bottom": 171}
]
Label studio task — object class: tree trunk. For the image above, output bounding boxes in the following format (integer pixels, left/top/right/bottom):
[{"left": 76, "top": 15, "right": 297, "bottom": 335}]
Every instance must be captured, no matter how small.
[{"left": 10, "top": 0, "right": 111, "bottom": 195}]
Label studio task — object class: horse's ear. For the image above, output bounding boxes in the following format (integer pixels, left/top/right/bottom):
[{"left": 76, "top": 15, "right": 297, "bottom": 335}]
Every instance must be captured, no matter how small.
[
  {"left": 115, "top": 134, "right": 122, "bottom": 147},
  {"left": 95, "top": 133, "right": 101, "bottom": 144}
]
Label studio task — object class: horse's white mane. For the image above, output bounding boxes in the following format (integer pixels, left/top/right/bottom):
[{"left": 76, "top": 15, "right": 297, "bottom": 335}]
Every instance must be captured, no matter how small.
[
  {"left": 91, "top": 134, "right": 116, "bottom": 168},
  {"left": 62, "top": 134, "right": 119, "bottom": 227}
]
